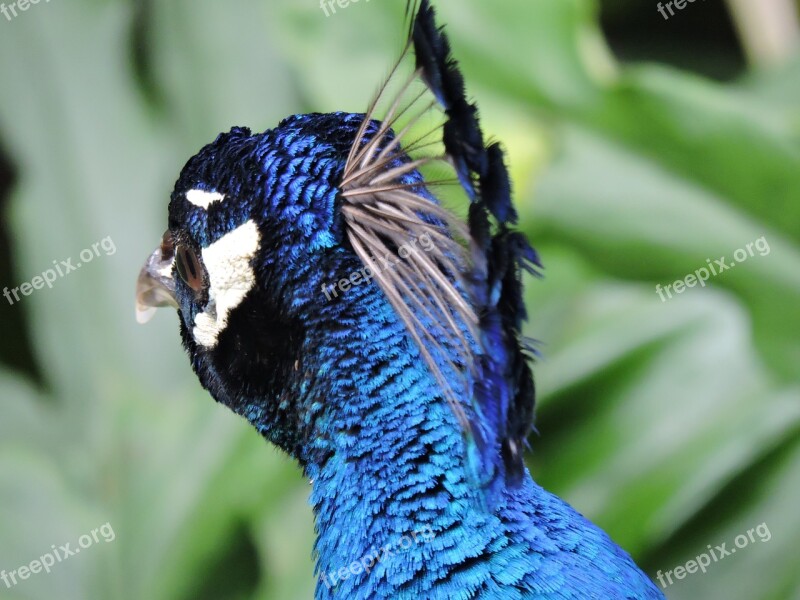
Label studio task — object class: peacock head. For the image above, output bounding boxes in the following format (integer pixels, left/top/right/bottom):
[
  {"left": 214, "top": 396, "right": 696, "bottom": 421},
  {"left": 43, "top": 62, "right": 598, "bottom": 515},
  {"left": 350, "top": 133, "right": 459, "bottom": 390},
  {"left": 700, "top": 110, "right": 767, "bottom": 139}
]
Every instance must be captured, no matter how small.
[{"left": 135, "top": 110, "right": 476, "bottom": 456}]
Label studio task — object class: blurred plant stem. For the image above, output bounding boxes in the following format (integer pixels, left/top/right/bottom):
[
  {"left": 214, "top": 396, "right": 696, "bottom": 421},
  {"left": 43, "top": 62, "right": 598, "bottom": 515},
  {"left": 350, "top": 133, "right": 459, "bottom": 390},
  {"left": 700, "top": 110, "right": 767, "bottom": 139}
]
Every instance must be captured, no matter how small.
[{"left": 726, "top": 0, "right": 800, "bottom": 67}]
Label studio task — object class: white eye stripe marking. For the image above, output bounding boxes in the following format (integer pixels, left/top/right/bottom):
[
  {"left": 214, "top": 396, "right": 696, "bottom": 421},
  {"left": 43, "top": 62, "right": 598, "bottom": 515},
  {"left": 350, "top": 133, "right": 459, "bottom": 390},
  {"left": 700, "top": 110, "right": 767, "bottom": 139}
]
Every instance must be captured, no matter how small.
[
  {"left": 186, "top": 189, "right": 225, "bottom": 209},
  {"left": 192, "top": 220, "right": 260, "bottom": 348}
]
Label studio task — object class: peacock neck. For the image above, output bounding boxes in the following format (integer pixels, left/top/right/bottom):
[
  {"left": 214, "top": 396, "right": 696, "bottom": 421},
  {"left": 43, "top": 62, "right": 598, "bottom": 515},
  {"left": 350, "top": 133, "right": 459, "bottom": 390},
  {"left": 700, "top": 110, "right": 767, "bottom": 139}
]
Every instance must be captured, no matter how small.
[{"left": 297, "top": 288, "right": 502, "bottom": 596}]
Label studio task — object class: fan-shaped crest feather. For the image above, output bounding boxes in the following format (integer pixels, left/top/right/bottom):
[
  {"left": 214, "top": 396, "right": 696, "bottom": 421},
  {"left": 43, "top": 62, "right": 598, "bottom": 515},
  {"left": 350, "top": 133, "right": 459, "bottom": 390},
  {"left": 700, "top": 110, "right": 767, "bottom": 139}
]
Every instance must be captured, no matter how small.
[{"left": 338, "top": 0, "right": 541, "bottom": 492}]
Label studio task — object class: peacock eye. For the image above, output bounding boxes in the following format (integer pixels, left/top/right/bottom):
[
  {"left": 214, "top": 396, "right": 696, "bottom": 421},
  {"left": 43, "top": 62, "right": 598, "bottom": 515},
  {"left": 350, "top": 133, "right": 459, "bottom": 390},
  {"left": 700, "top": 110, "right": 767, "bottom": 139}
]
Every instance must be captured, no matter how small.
[{"left": 175, "top": 244, "right": 205, "bottom": 292}]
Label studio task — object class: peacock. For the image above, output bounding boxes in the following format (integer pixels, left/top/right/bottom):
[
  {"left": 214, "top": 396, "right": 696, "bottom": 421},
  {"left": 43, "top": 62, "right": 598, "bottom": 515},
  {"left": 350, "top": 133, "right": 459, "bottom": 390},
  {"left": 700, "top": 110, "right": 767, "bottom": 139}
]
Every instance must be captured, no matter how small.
[{"left": 136, "top": 2, "right": 665, "bottom": 598}]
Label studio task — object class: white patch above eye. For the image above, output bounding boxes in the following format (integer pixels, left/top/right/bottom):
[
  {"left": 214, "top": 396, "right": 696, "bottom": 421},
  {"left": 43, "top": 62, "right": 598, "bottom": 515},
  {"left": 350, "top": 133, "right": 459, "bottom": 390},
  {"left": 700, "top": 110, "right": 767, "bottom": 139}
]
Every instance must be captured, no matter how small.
[
  {"left": 192, "top": 220, "right": 260, "bottom": 348},
  {"left": 186, "top": 189, "right": 225, "bottom": 209}
]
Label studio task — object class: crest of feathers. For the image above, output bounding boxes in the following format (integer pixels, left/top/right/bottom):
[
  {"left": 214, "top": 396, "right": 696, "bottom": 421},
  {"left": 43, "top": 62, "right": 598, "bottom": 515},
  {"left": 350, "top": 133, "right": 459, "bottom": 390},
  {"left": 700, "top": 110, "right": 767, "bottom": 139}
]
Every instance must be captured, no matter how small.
[{"left": 338, "top": 0, "right": 541, "bottom": 490}]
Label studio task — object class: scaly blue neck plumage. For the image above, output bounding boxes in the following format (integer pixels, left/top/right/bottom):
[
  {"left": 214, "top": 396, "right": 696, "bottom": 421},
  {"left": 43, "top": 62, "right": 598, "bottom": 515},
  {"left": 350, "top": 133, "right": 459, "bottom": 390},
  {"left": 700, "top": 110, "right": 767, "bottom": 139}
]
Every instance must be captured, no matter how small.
[
  {"left": 246, "top": 279, "right": 662, "bottom": 599},
  {"left": 276, "top": 265, "right": 523, "bottom": 598}
]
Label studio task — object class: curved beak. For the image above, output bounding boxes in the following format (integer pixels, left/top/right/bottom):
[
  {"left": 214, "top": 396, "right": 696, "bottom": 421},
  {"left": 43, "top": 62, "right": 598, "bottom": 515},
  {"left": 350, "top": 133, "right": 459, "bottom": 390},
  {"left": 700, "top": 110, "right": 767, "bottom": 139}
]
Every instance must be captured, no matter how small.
[{"left": 136, "top": 231, "right": 178, "bottom": 324}]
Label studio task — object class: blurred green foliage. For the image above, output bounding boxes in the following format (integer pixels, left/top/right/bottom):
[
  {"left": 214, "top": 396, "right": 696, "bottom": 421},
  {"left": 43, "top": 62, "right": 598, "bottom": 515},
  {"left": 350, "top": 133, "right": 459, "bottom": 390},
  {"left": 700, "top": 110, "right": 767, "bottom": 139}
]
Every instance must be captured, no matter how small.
[{"left": 0, "top": 1, "right": 798, "bottom": 599}]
